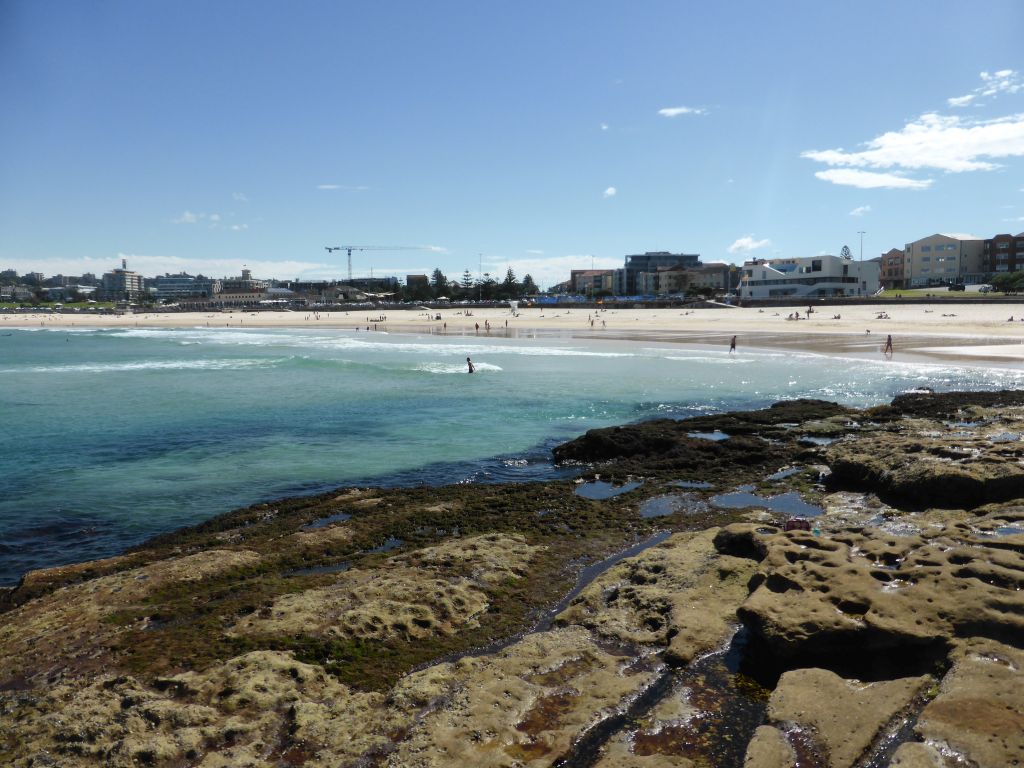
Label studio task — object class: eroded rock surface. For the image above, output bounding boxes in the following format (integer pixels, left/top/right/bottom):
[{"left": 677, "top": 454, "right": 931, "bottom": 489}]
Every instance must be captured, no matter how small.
[
  {"left": 744, "top": 668, "right": 930, "bottom": 768},
  {"left": 230, "top": 533, "right": 539, "bottom": 642},
  {"left": 0, "top": 550, "right": 261, "bottom": 688},
  {"left": 557, "top": 529, "right": 757, "bottom": 664},
  {"left": 716, "top": 521, "right": 1024, "bottom": 664},
  {"left": 912, "top": 638, "right": 1024, "bottom": 768}
]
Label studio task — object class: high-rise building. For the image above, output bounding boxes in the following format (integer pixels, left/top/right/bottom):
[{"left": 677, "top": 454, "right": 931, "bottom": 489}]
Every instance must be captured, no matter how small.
[{"left": 99, "top": 259, "right": 145, "bottom": 301}]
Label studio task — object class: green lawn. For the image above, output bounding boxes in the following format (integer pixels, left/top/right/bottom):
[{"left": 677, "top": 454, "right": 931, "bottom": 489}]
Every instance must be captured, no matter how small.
[{"left": 875, "top": 288, "right": 993, "bottom": 299}]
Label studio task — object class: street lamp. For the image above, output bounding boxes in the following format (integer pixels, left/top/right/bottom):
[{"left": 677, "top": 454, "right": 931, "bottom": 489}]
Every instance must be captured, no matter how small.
[{"left": 857, "top": 231, "right": 866, "bottom": 296}]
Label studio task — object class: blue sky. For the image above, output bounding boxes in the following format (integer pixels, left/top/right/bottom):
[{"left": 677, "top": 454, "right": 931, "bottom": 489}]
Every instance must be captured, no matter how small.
[{"left": 2, "top": 1, "right": 1023, "bottom": 289}]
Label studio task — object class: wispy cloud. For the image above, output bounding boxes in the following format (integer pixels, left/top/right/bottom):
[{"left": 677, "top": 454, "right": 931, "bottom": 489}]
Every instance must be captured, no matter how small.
[
  {"left": 814, "top": 169, "right": 933, "bottom": 189},
  {"left": 232, "top": 192, "right": 249, "bottom": 203},
  {"left": 949, "top": 69, "right": 1022, "bottom": 107},
  {"left": 728, "top": 235, "right": 771, "bottom": 254},
  {"left": 317, "top": 184, "right": 370, "bottom": 191},
  {"left": 230, "top": 224, "right": 248, "bottom": 231},
  {"left": 658, "top": 106, "right": 707, "bottom": 118},
  {"left": 172, "top": 210, "right": 240, "bottom": 228},
  {"left": 948, "top": 95, "right": 975, "bottom": 108},
  {"left": 603, "top": 186, "right": 617, "bottom": 198},
  {"left": 849, "top": 205, "right": 872, "bottom": 217},
  {"left": 600, "top": 122, "right": 609, "bottom": 131},
  {"left": 173, "top": 210, "right": 201, "bottom": 224},
  {"left": 421, "top": 244, "right": 448, "bottom": 253},
  {"left": 526, "top": 249, "right": 545, "bottom": 255}
]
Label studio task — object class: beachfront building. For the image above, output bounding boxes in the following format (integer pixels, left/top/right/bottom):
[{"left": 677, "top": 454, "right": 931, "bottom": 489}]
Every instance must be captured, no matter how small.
[
  {"left": 99, "top": 260, "right": 145, "bottom": 302},
  {"left": 902, "top": 234, "right": 984, "bottom": 288},
  {"left": 984, "top": 233, "right": 1024, "bottom": 274},
  {"left": 687, "top": 262, "right": 733, "bottom": 293},
  {"left": 738, "top": 255, "right": 879, "bottom": 300},
  {"left": 613, "top": 251, "right": 701, "bottom": 295},
  {"left": 570, "top": 269, "right": 615, "bottom": 296},
  {"left": 635, "top": 265, "right": 690, "bottom": 295},
  {"left": 879, "top": 248, "right": 905, "bottom": 291},
  {"left": 152, "top": 273, "right": 221, "bottom": 301}
]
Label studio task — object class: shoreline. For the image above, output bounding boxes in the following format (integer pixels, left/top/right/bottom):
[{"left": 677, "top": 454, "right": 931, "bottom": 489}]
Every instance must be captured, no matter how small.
[{"left": 6, "top": 302, "right": 1024, "bottom": 365}]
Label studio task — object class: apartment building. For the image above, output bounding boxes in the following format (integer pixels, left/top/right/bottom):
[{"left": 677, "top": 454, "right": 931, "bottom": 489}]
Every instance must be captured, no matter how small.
[
  {"left": 902, "top": 234, "right": 984, "bottom": 287},
  {"left": 879, "top": 248, "right": 905, "bottom": 290},
  {"left": 984, "top": 233, "right": 1024, "bottom": 274},
  {"left": 99, "top": 260, "right": 145, "bottom": 302}
]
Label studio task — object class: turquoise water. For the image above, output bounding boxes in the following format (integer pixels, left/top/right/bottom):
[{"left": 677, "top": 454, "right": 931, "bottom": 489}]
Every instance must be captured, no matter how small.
[{"left": 2, "top": 325, "right": 1022, "bottom": 585}]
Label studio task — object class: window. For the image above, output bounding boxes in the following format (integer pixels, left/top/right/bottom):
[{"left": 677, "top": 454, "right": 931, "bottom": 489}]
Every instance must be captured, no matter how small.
[
  {"left": 811, "top": 260, "right": 822, "bottom": 272},
  {"left": 998, "top": 242, "right": 1009, "bottom": 249},
  {"left": 922, "top": 256, "right": 931, "bottom": 262},
  {"left": 921, "top": 245, "right": 932, "bottom": 252},
  {"left": 921, "top": 267, "right": 931, "bottom": 273}
]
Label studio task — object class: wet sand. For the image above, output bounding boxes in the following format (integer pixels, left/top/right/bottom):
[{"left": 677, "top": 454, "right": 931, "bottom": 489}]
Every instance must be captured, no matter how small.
[{"left": 4, "top": 303, "right": 1024, "bottom": 365}]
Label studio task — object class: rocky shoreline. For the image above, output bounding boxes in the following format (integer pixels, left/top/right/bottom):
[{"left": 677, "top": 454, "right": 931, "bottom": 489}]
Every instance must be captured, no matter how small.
[{"left": 2, "top": 391, "right": 1023, "bottom": 767}]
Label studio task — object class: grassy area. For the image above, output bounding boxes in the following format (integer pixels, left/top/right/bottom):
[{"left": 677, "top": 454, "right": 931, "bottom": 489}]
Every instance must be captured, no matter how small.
[{"left": 875, "top": 288, "right": 992, "bottom": 300}]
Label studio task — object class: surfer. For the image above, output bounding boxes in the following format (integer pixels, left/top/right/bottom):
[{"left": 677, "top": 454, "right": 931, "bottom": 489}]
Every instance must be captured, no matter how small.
[{"left": 467, "top": 356, "right": 475, "bottom": 373}]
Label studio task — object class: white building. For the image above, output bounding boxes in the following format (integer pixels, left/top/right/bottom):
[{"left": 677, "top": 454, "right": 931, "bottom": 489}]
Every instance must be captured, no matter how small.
[{"left": 739, "top": 255, "right": 879, "bottom": 300}]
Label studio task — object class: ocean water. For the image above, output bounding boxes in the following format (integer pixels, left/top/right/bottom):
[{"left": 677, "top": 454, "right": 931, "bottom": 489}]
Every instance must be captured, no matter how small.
[{"left": 2, "top": 325, "right": 1022, "bottom": 586}]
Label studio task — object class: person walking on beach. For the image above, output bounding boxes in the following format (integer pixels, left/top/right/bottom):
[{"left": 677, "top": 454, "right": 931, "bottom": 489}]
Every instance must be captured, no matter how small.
[
  {"left": 729, "top": 335, "right": 737, "bottom": 353},
  {"left": 466, "top": 356, "right": 475, "bottom": 373},
  {"left": 884, "top": 334, "right": 893, "bottom": 356}
]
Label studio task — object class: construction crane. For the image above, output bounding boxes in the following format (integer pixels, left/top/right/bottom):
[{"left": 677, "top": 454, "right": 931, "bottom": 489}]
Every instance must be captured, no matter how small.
[{"left": 325, "top": 245, "right": 430, "bottom": 283}]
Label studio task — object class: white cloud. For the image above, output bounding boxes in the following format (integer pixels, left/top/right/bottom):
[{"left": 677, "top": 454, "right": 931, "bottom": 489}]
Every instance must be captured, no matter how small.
[
  {"left": 526, "top": 249, "right": 545, "bottom": 255},
  {"left": 803, "top": 113, "right": 1024, "bottom": 174},
  {"left": 600, "top": 122, "right": 609, "bottom": 131},
  {"left": 814, "top": 169, "right": 933, "bottom": 189},
  {"left": 948, "top": 70, "right": 1021, "bottom": 108},
  {"left": 980, "top": 69, "right": 1022, "bottom": 97},
  {"left": 317, "top": 184, "right": 370, "bottom": 191},
  {"left": 317, "top": 184, "right": 341, "bottom": 190},
  {"left": 232, "top": 192, "right": 249, "bottom": 203},
  {"left": 849, "top": 205, "right": 872, "bottom": 217},
  {"left": 728, "top": 236, "right": 771, "bottom": 254},
  {"left": 421, "top": 244, "right": 448, "bottom": 253},
  {"left": 658, "top": 106, "right": 707, "bottom": 118},
  {"left": 173, "top": 211, "right": 201, "bottom": 224},
  {"left": 947, "top": 95, "right": 976, "bottom": 108},
  {"left": 230, "top": 224, "right": 248, "bottom": 231},
  {"left": 1, "top": 254, "right": 332, "bottom": 281},
  {"left": 173, "top": 210, "right": 226, "bottom": 226},
  {"left": 603, "top": 186, "right": 617, "bottom": 198}
]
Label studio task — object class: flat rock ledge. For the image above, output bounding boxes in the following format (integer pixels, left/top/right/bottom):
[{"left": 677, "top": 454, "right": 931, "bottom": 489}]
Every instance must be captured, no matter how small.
[{"left": 3, "top": 390, "right": 1024, "bottom": 767}]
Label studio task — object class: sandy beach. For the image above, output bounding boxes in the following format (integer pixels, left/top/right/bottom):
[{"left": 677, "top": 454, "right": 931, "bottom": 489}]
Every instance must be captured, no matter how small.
[{"left": 6, "top": 302, "right": 1024, "bottom": 364}]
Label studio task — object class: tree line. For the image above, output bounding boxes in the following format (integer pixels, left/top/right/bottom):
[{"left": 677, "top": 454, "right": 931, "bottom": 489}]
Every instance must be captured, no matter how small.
[{"left": 401, "top": 268, "right": 540, "bottom": 302}]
